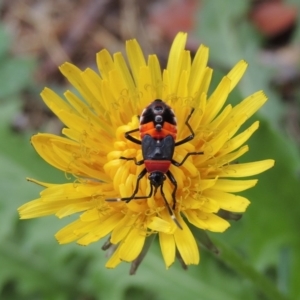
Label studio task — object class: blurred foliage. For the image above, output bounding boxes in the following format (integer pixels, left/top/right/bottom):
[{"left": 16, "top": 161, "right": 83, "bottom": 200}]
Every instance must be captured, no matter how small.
[
  {"left": 0, "top": 28, "right": 35, "bottom": 99},
  {"left": 0, "top": 0, "right": 300, "bottom": 299}
]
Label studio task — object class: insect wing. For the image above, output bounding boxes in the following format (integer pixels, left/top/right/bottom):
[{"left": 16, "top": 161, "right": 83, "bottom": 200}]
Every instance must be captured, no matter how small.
[{"left": 141, "top": 135, "right": 175, "bottom": 160}]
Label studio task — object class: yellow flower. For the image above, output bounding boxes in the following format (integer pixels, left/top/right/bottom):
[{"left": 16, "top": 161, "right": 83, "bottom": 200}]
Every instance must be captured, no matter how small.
[{"left": 19, "top": 32, "right": 274, "bottom": 273}]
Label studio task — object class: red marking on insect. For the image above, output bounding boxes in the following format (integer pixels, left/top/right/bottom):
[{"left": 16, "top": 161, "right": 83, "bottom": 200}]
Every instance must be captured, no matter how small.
[
  {"left": 139, "top": 100, "right": 177, "bottom": 140},
  {"left": 144, "top": 160, "right": 171, "bottom": 173}
]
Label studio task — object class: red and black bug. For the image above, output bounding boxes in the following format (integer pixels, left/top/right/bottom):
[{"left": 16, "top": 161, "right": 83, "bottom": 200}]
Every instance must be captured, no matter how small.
[{"left": 106, "top": 99, "right": 203, "bottom": 229}]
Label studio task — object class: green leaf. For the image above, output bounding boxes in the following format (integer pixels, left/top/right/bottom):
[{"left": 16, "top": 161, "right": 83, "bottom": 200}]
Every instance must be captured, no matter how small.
[
  {"left": 0, "top": 26, "right": 11, "bottom": 57},
  {"left": 0, "top": 57, "right": 36, "bottom": 98}
]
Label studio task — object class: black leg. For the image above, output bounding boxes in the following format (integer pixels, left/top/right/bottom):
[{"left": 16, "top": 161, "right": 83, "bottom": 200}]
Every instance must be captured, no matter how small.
[
  {"left": 175, "top": 108, "right": 196, "bottom": 146},
  {"left": 166, "top": 171, "right": 178, "bottom": 210},
  {"left": 171, "top": 151, "right": 203, "bottom": 167},
  {"left": 124, "top": 128, "right": 141, "bottom": 145},
  {"left": 160, "top": 182, "right": 182, "bottom": 230},
  {"left": 120, "top": 156, "right": 144, "bottom": 165},
  {"left": 106, "top": 168, "right": 151, "bottom": 202}
]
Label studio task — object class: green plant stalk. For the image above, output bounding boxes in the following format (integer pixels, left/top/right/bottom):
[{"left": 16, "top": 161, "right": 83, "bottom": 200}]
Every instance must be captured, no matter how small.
[{"left": 211, "top": 238, "right": 289, "bottom": 300}]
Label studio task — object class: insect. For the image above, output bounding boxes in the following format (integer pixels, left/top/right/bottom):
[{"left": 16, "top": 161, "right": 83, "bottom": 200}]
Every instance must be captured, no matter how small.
[{"left": 106, "top": 99, "right": 203, "bottom": 229}]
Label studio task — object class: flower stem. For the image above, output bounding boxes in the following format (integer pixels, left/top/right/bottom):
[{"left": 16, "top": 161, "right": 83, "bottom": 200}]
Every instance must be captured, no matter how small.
[{"left": 211, "top": 238, "right": 289, "bottom": 300}]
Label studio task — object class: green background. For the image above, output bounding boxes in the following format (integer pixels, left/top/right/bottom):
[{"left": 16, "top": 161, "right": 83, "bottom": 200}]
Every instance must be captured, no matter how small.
[{"left": 0, "top": 1, "right": 299, "bottom": 299}]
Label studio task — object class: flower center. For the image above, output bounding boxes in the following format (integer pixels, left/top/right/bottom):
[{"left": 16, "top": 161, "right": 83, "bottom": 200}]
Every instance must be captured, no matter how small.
[{"left": 103, "top": 112, "right": 202, "bottom": 222}]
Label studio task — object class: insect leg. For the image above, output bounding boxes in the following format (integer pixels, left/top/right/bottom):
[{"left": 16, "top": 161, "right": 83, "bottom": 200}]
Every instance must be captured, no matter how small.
[
  {"left": 171, "top": 151, "right": 203, "bottom": 166},
  {"left": 174, "top": 108, "right": 196, "bottom": 146},
  {"left": 106, "top": 168, "right": 152, "bottom": 203},
  {"left": 166, "top": 170, "right": 178, "bottom": 210},
  {"left": 119, "top": 157, "right": 144, "bottom": 165},
  {"left": 124, "top": 128, "right": 141, "bottom": 145},
  {"left": 160, "top": 182, "right": 182, "bottom": 230}
]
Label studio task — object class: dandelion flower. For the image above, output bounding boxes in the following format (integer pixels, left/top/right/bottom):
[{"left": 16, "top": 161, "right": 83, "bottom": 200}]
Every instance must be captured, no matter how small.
[{"left": 19, "top": 32, "right": 274, "bottom": 273}]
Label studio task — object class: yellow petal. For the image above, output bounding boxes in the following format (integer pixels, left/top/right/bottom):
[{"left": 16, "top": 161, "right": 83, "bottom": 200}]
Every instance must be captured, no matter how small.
[
  {"left": 213, "top": 179, "right": 258, "bottom": 192},
  {"left": 105, "top": 245, "right": 122, "bottom": 269},
  {"left": 214, "top": 145, "right": 249, "bottom": 167},
  {"left": 55, "top": 219, "right": 85, "bottom": 244},
  {"left": 227, "top": 60, "right": 248, "bottom": 92},
  {"left": 77, "top": 212, "right": 123, "bottom": 246},
  {"left": 215, "top": 159, "right": 275, "bottom": 178},
  {"left": 192, "top": 178, "right": 218, "bottom": 192},
  {"left": 138, "top": 66, "right": 156, "bottom": 108},
  {"left": 64, "top": 89, "right": 111, "bottom": 135},
  {"left": 148, "top": 217, "right": 171, "bottom": 233},
  {"left": 159, "top": 232, "right": 175, "bottom": 268},
  {"left": 80, "top": 208, "right": 102, "bottom": 221},
  {"left": 208, "top": 104, "right": 232, "bottom": 131},
  {"left": 41, "top": 87, "right": 78, "bottom": 118},
  {"left": 148, "top": 54, "right": 163, "bottom": 99},
  {"left": 202, "top": 76, "right": 231, "bottom": 124},
  {"left": 114, "top": 52, "right": 136, "bottom": 93},
  {"left": 188, "top": 44, "right": 209, "bottom": 97},
  {"left": 56, "top": 201, "right": 95, "bottom": 218},
  {"left": 26, "top": 178, "right": 54, "bottom": 188},
  {"left": 173, "top": 214, "right": 199, "bottom": 265},
  {"left": 198, "top": 67, "right": 213, "bottom": 97},
  {"left": 19, "top": 198, "right": 62, "bottom": 219},
  {"left": 188, "top": 211, "right": 230, "bottom": 232},
  {"left": 118, "top": 226, "right": 146, "bottom": 262},
  {"left": 219, "top": 121, "right": 259, "bottom": 155},
  {"left": 59, "top": 63, "right": 98, "bottom": 107},
  {"left": 96, "top": 48, "right": 115, "bottom": 80},
  {"left": 126, "top": 39, "right": 146, "bottom": 85},
  {"left": 203, "top": 189, "right": 250, "bottom": 212},
  {"left": 80, "top": 68, "right": 105, "bottom": 116},
  {"left": 40, "top": 183, "right": 85, "bottom": 201},
  {"left": 166, "top": 32, "right": 187, "bottom": 92},
  {"left": 228, "top": 90, "right": 268, "bottom": 123},
  {"left": 184, "top": 210, "right": 208, "bottom": 230},
  {"left": 110, "top": 213, "right": 139, "bottom": 244}
]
